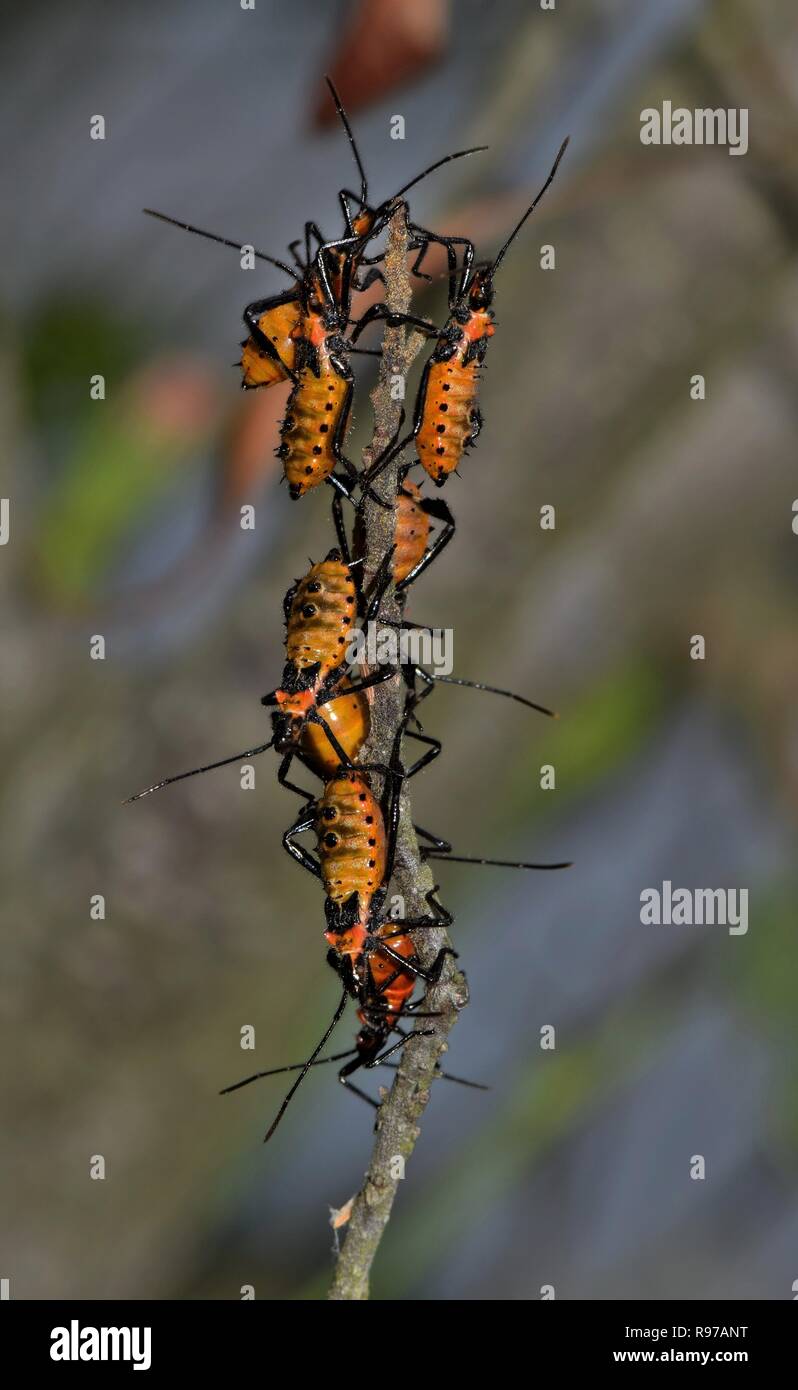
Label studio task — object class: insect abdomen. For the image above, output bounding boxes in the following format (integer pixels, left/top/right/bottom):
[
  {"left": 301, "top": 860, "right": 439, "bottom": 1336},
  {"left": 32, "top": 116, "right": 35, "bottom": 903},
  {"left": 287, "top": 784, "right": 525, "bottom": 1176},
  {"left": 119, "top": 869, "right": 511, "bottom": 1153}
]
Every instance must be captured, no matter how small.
[
  {"left": 285, "top": 555, "right": 356, "bottom": 677},
  {"left": 416, "top": 357, "right": 480, "bottom": 485},
  {"left": 279, "top": 367, "right": 350, "bottom": 498},
  {"left": 394, "top": 480, "right": 430, "bottom": 583},
  {"left": 317, "top": 774, "right": 386, "bottom": 910},
  {"left": 300, "top": 680, "right": 369, "bottom": 776},
  {"left": 370, "top": 928, "right": 416, "bottom": 1022},
  {"left": 240, "top": 299, "right": 300, "bottom": 388}
]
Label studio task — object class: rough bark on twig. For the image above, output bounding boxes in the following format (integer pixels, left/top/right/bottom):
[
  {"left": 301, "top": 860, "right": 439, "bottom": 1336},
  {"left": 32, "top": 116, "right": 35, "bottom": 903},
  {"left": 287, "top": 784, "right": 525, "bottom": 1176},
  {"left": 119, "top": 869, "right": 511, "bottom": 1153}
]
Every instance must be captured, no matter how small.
[{"left": 328, "top": 208, "right": 468, "bottom": 1302}]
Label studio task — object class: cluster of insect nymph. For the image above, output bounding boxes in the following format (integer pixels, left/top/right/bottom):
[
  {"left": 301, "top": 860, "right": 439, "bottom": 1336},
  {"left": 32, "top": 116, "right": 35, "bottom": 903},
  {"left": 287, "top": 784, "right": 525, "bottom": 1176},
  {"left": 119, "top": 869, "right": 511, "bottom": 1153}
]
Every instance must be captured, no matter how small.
[{"left": 129, "top": 81, "right": 570, "bottom": 1143}]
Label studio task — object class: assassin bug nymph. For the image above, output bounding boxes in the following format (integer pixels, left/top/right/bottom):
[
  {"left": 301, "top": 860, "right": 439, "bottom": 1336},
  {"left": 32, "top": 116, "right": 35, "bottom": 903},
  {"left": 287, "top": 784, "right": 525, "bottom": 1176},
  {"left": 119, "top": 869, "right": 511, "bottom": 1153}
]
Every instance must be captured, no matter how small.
[
  {"left": 220, "top": 924, "right": 486, "bottom": 1139},
  {"left": 351, "top": 136, "right": 570, "bottom": 493},
  {"left": 219, "top": 932, "right": 485, "bottom": 1140},
  {"left": 335, "top": 449, "right": 456, "bottom": 595},
  {"left": 282, "top": 714, "right": 458, "bottom": 979},
  {"left": 282, "top": 707, "right": 571, "bottom": 959}
]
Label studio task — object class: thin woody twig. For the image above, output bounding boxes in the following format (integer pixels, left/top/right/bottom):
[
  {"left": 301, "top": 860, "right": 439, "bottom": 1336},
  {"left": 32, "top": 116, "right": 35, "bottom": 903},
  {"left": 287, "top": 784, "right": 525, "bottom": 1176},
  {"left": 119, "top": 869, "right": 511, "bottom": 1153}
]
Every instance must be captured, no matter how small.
[{"left": 328, "top": 207, "right": 468, "bottom": 1302}]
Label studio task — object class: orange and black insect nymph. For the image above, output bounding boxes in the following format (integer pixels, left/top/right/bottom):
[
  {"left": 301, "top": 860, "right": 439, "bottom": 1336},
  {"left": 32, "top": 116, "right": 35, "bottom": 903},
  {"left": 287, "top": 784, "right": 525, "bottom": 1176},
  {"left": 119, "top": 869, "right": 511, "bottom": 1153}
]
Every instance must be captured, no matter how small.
[
  {"left": 218, "top": 884, "right": 481, "bottom": 1137},
  {"left": 352, "top": 136, "right": 570, "bottom": 492},
  {"left": 275, "top": 272, "right": 360, "bottom": 500},
  {"left": 282, "top": 710, "right": 569, "bottom": 964},
  {"left": 282, "top": 715, "right": 455, "bottom": 972}
]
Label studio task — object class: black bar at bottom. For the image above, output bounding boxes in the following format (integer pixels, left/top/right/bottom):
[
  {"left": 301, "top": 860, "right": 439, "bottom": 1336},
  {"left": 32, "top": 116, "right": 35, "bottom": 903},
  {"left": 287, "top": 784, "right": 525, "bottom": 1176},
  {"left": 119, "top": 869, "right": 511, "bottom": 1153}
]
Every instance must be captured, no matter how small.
[{"left": 1, "top": 1299, "right": 792, "bottom": 1375}]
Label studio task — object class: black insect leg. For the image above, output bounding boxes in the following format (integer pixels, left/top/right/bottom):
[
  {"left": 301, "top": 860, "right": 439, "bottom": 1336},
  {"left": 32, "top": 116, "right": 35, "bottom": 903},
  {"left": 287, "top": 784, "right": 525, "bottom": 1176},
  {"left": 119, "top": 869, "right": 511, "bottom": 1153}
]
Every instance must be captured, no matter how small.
[
  {"left": 367, "top": 1028, "right": 436, "bottom": 1068},
  {"left": 312, "top": 233, "right": 361, "bottom": 315},
  {"left": 375, "top": 943, "right": 457, "bottom": 986},
  {"left": 408, "top": 227, "right": 474, "bottom": 306},
  {"left": 286, "top": 239, "right": 306, "bottom": 273},
  {"left": 282, "top": 806, "right": 322, "bottom": 877},
  {"left": 276, "top": 748, "right": 317, "bottom": 802},
  {"left": 331, "top": 491, "right": 351, "bottom": 562},
  {"left": 381, "top": 713, "right": 413, "bottom": 882},
  {"left": 242, "top": 298, "right": 301, "bottom": 382},
  {"left": 353, "top": 266, "right": 385, "bottom": 292},
  {"left": 414, "top": 823, "right": 453, "bottom": 855},
  {"left": 395, "top": 495, "right": 456, "bottom": 593},
  {"left": 362, "top": 552, "right": 399, "bottom": 624},
  {"left": 302, "top": 220, "right": 326, "bottom": 266},
  {"left": 387, "top": 885, "right": 452, "bottom": 932},
  {"left": 342, "top": 666, "right": 397, "bottom": 699},
  {"left": 350, "top": 302, "right": 438, "bottom": 346},
  {"left": 326, "top": 470, "right": 359, "bottom": 502},
  {"left": 307, "top": 711, "right": 358, "bottom": 770},
  {"left": 401, "top": 663, "right": 435, "bottom": 728},
  {"left": 403, "top": 729, "right": 441, "bottom": 777},
  {"left": 337, "top": 1057, "right": 380, "bottom": 1109},
  {"left": 358, "top": 427, "right": 416, "bottom": 494}
]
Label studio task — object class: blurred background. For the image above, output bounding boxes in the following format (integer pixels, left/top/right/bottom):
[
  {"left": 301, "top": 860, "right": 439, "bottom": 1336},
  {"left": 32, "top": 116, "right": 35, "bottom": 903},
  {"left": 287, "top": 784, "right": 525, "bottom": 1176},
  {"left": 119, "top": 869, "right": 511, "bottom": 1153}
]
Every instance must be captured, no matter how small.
[{"left": 2, "top": 0, "right": 798, "bottom": 1301}]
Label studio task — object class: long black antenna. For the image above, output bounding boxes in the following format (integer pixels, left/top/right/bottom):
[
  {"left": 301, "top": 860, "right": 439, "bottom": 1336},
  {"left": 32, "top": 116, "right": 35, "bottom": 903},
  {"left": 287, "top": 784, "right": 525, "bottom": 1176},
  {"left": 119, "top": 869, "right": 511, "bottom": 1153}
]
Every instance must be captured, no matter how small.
[
  {"left": 387, "top": 146, "right": 489, "bottom": 206},
  {"left": 142, "top": 209, "right": 302, "bottom": 282},
  {"left": 220, "top": 1048, "right": 357, "bottom": 1092},
  {"left": 380, "top": 1061, "right": 490, "bottom": 1090},
  {"left": 124, "top": 738, "right": 275, "bottom": 805},
  {"left": 424, "top": 854, "right": 572, "bottom": 870},
  {"left": 431, "top": 674, "right": 557, "bottom": 719},
  {"left": 490, "top": 135, "right": 570, "bottom": 277},
  {"left": 261, "top": 988, "right": 350, "bottom": 1143},
  {"left": 325, "top": 76, "right": 368, "bottom": 207}
]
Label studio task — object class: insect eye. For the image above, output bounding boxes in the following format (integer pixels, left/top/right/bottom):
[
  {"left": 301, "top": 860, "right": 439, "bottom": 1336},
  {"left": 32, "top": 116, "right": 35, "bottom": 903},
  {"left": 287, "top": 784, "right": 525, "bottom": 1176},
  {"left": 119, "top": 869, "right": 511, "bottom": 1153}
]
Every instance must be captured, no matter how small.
[
  {"left": 302, "top": 604, "right": 317, "bottom": 618},
  {"left": 323, "top": 806, "right": 337, "bottom": 821},
  {"left": 306, "top": 581, "right": 322, "bottom": 593},
  {"left": 324, "top": 832, "right": 339, "bottom": 849}
]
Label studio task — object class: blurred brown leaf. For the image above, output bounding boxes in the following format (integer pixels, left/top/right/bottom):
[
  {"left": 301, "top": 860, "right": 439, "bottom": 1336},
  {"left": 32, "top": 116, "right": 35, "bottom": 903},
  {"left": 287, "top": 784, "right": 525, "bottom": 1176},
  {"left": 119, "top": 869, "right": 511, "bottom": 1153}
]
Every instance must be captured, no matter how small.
[{"left": 313, "top": 0, "right": 448, "bottom": 126}]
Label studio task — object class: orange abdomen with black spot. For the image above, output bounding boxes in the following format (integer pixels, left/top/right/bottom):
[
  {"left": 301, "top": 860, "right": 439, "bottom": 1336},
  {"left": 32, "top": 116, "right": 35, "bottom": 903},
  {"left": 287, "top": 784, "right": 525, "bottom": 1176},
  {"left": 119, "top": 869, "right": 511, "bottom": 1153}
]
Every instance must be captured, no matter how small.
[
  {"left": 416, "top": 308, "right": 493, "bottom": 485},
  {"left": 279, "top": 362, "right": 351, "bottom": 498},
  {"left": 316, "top": 773, "right": 386, "bottom": 912},
  {"left": 285, "top": 556, "right": 356, "bottom": 678},
  {"left": 299, "top": 679, "right": 369, "bottom": 777},
  {"left": 393, "top": 480, "right": 430, "bottom": 584},
  {"left": 371, "top": 927, "right": 416, "bottom": 1022},
  {"left": 416, "top": 354, "right": 481, "bottom": 484},
  {"left": 419, "top": 355, "right": 481, "bottom": 486},
  {"left": 240, "top": 299, "right": 300, "bottom": 388}
]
